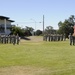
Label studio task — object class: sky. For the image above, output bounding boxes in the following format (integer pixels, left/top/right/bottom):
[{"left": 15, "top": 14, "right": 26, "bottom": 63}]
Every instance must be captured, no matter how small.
[{"left": 0, "top": 0, "right": 75, "bottom": 31}]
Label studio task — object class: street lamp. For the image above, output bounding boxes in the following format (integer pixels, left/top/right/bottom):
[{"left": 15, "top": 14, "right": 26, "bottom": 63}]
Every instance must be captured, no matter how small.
[
  {"left": 43, "top": 15, "right": 45, "bottom": 40},
  {"left": 30, "top": 19, "right": 36, "bottom": 36},
  {"left": 30, "top": 19, "right": 41, "bottom": 36},
  {"left": 30, "top": 19, "right": 36, "bottom": 31}
]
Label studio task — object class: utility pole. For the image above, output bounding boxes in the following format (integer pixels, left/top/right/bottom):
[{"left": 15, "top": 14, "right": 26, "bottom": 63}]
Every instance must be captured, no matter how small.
[{"left": 43, "top": 15, "right": 45, "bottom": 40}]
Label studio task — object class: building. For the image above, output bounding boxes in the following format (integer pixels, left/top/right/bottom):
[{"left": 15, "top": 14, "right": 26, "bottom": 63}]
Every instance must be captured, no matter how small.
[{"left": 0, "top": 16, "right": 15, "bottom": 35}]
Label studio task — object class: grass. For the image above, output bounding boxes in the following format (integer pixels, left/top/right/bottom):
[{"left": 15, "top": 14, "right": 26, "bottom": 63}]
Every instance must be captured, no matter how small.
[{"left": 0, "top": 37, "right": 75, "bottom": 75}]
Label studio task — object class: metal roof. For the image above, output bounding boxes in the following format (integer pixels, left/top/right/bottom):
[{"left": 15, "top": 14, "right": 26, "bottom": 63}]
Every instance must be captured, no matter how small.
[
  {"left": 0, "top": 16, "right": 9, "bottom": 19},
  {"left": 8, "top": 20, "right": 15, "bottom": 22},
  {"left": 0, "top": 16, "right": 15, "bottom": 22}
]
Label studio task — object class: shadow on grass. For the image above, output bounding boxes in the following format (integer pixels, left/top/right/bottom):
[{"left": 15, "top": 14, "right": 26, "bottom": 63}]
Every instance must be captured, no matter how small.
[{"left": 21, "top": 37, "right": 31, "bottom": 40}]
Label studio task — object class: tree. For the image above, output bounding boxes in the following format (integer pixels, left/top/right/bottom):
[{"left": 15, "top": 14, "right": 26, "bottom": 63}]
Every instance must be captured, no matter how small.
[
  {"left": 58, "top": 21, "right": 63, "bottom": 28},
  {"left": 10, "top": 26, "right": 34, "bottom": 36},
  {"left": 45, "top": 26, "right": 56, "bottom": 34},
  {"left": 24, "top": 26, "right": 34, "bottom": 36},
  {"left": 68, "top": 15, "right": 75, "bottom": 24},
  {"left": 36, "top": 30, "right": 42, "bottom": 36},
  {"left": 10, "top": 26, "right": 23, "bottom": 36},
  {"left": 58, "top": 15, "right": 74, "bottom": 38}
]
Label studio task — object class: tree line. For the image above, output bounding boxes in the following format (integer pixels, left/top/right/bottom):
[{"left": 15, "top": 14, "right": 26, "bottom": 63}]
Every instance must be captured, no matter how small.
[
  {"left": 44, "top": 15, "right": 75, "bottom": 38},
  {"left": 10, "top": 26, "right": 42, "bottom": 37},
  {"left": 10, "top": 15, "right": 75, "bottom": 38},
  {"left": 57, "top": 15, "right": 75, "bottom": 38}
]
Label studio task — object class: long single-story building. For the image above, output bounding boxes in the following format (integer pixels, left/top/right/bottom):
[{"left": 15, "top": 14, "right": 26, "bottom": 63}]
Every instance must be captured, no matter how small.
[{"left": 0, "top": 16, "right": 15, "bottom": 35}]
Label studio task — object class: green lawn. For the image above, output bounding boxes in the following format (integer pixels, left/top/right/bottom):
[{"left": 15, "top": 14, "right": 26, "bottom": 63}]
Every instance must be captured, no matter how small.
[{"left": 0, "top": 39, "right": 75, "bottom": 75}]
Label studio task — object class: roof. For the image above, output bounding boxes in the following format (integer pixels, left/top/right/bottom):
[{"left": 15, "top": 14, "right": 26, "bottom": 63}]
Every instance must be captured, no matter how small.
[
  {"left": 0, "top": 16, "right": 9, "bottom": 19},
  {"left": 0, "top": 16, "right": 15, "bottom": 22},
  {"left": 8, "top": 20, "right": 15, "bottom": 22}
]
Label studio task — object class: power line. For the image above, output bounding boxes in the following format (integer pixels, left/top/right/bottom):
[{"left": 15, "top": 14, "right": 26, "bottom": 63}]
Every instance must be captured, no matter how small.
[{"left": 15, "top": 21, "right": 41, "bottom": 24}]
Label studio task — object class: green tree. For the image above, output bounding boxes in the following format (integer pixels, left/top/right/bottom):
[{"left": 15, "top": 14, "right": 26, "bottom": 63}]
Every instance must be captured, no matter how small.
[
  {"left": 10, "top": 26, "right": 34, "bottom": 36},
  {"left": 10, "top": 26, "right": 24, "bottom": 36},
  {"left": 58, "top": 15, "right": 74, "bottom": 38},
  {"left": 36, "top": 30, "right": 42, "bottom": 36},
  {"left": 45, "top": 26, "right": 56, "bottom": 34},
  {"left": 24, "top": 26, "right": 34, "bottom": 36}
]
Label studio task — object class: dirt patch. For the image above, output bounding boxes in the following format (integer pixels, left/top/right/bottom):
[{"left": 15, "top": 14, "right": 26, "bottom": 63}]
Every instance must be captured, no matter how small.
[
  {"left": 21, "top": 36, "right": 43, "bottom": 42},
  {"left": 0, "top": 66, "right": 73, "bottom": 75},
  {"left": 0, "top": 66, "right": 50, "bottom": 75}
]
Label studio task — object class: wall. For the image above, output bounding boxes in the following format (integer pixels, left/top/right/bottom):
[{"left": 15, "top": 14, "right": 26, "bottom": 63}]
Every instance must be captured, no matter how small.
[{"left": 0, "top": 19, "right": 11, "bottom": 25}]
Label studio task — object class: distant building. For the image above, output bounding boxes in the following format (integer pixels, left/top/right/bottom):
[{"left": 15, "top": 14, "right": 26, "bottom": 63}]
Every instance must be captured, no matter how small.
[{"left": 0, "top": 16, "right": 15, "bottom": 35}]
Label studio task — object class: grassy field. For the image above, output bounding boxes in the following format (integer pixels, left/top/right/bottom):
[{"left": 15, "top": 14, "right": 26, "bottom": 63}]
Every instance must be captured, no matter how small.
[{"left": 0, "top": 36, "right": 75, "bottom": 75}]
